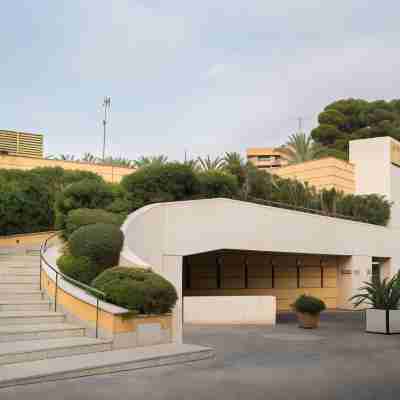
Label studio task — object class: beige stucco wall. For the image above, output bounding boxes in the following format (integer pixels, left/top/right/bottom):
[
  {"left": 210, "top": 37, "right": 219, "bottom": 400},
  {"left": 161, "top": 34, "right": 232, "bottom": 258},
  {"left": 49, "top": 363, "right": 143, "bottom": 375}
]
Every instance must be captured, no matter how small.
[
  {"left": 273, "top": 157, "right": 355, "bottom": 194},
  {"left": 0, "top": 154, "right": 134, "bottom": 183}
]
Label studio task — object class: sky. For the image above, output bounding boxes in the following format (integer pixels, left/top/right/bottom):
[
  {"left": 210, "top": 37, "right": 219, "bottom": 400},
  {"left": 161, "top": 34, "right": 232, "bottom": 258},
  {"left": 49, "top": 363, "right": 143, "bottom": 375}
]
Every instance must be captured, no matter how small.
[{"left": 2, "top": 1, "right": 400, "bottom": 161}]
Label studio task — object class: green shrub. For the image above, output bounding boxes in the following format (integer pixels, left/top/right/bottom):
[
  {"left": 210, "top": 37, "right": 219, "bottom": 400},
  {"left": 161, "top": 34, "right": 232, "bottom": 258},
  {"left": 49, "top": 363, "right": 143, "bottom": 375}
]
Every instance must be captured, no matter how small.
[
  {"left": 69, "top": 223, "right": 124, "bottom": 268},
  {"left": 198, "top": 171, "right": 239, "bottom": 197},
  {"left": 0, "top": 173, "right": 53, "bottom": 235},
  {"left": 57, "top": 254, "right": 104, "bottom": 285},
  {"left": 92, "top": 266, "right": 178, "bottom": 314},
  {"left": 292, "top": 295, "right": 326, "bottom": 315},
  {"left": 350, "top": 275, "right": 400, "bottom": 310},
  {"left": 55, "top": 179, "right": 115, "bottom": 230},
  {"left": 64, "top": 208, "right": 124, "bottom": 239},
  {"left": 121, "top": 162, "right": 199, "bottom": 211}
]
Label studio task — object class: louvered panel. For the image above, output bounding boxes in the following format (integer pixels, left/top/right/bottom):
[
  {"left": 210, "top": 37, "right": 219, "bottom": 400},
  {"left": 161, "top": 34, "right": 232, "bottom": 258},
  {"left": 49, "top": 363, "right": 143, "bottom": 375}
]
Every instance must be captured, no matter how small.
[{"left": 0, "top": 130, "right": 43, "bottom": 158}]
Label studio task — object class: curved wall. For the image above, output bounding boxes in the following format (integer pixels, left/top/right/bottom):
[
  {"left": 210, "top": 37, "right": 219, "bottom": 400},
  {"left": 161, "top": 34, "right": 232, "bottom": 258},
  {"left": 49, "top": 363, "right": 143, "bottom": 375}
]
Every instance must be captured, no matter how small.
[{"left": 121, "top": 198, "right": 400, "bottom": 342}]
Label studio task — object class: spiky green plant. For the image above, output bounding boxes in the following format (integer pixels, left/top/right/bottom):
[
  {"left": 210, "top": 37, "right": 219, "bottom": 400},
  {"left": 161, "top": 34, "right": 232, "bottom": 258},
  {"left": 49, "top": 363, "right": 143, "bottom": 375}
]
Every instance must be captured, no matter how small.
[
  {"left": 134, "top": 155, "right": 168, "bottom": 168},
  {"left": 197, "top": 155, "right": 224, "bottom": 171},
  {"left": 279, "top": 132, "right": 324, "bottom": 164},
  {"left": 350, "top": 275, "right": 400, "bottom": 310}
]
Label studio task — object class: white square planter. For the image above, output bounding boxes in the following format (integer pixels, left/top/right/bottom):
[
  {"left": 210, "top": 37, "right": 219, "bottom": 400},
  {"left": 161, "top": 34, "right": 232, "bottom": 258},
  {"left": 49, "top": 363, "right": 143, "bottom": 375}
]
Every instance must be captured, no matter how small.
[{"left": 366, "top": 309, "right": 400, "bottom": 334}]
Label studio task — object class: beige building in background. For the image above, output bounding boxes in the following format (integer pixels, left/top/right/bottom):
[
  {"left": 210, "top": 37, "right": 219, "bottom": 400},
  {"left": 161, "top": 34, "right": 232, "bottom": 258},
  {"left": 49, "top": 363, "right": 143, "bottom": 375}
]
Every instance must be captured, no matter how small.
[
  {"left": 273, "top": 157, "right": 355, "bottom": 194},
  {"left": 0, "top": 153, "right": 134, "bottom": 183},
  {"left": 247, "top": 147, "right": 290, "bottom": 169},
  {"left": 0, "top": 129, "right": 134, "bottom": 183},
  {"left": 0, "top": 130, "right": 43, "bottom": 158},
  {"left": 247, "top": 146, "right": 355, "bottom": 194}
]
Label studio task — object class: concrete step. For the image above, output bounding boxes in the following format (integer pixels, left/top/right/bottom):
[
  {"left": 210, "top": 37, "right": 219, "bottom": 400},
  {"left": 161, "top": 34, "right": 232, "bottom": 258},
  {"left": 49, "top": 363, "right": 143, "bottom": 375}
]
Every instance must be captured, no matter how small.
[
  {"left": 0, "top": 263, "right": 39, "bottom": 269},
  {"left": 0, "top": 273, "right": 39, "bottom": 283},
  {"left": 0, "top": 267, "right": 39, "bottom": 274},
  {"left": 0, "top": 343, "right": 214, "bottom": 388},
  {"left": 0, "top": 291, "right": 43, "bottom": 301},
  {"left": 0, "top": 311, "right": 64, "bottom": 325},
  {"left": 0, "top": 300, "right": 51, "bottom": 312},
  {"left": 0, "top": 256, "right": 40, "bottom": 265},
  {"left": 0, "top": 337, "right": 112, "bottom": 366},
  {"left": 0, "top": 323, "right": 85, "bottom": 342},
  {"left": 0, "top": 282, "right": 40, "bottom": 291}
]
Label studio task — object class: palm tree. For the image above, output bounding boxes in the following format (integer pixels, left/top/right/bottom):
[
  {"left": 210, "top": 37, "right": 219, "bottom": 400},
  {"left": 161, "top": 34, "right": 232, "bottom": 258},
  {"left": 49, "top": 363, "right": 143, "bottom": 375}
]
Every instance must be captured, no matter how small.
[
  {"left": 81, "top": 152, "right": 98, "bottom": 164},
  {"left": 223, "top": 152, "right": 244, "bottom": 169},
  {"left": 184, "top": 158, "right": 200, "bottom": 172},
  {"left": 197, "top": 155, "right": 224, "bottom": 171},
  {"left": 223, "top": 152, "right": 247, "bottom": 188},
  {"left": 279, "top": 133, "right": 323, "bottom": 164},
  {"left": 103, "top": 156, "right": 135, "bottom": 168},
  {"left": 51, "top": 154, "right": 76, "bottom": 161},
  {"left": 134, "top": 155, "right": 168, "bottom": 168}
]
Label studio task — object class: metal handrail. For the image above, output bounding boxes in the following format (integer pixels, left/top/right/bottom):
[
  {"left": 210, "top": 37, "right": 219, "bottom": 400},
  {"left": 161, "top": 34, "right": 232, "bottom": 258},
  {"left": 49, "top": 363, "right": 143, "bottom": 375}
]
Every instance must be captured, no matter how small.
[
  {"left": 39, "top": 232, "right": 106, "bottom": 338},
  {"left": 243, "top": 196, "right": 371, "bottom": 224}
]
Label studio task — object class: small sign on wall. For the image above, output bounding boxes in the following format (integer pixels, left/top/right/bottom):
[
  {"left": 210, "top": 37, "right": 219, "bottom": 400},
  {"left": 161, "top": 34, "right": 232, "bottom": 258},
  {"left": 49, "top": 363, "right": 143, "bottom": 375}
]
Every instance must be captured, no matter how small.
[{"left": 341, "top": 269, "right": 352, "bottom": 275}]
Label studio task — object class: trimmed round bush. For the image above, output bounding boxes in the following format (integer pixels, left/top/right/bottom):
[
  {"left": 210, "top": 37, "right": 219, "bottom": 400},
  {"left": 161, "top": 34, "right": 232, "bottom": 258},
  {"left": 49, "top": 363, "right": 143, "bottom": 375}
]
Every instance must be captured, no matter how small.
[
  {"left": 121, "top": 162, "right": 200, "bottom": 211},
  {"left": 64, "top": 208, "right": 124, "bottom": 239},
  {"left": 198, "top": 170, "right": 239, "bottom": 197},
  {"left": 58, "top": 254, "right": 103, "bottom": 285},
  {"left": 55, "top": 179, "right": 114, "bottom": 231},
  {"left": 292, "top": 295, "right": 326, "bottom": 315},
  {"left": 92, "top": 266, "right": 178, "bottom": 314},
  {"left": 69, "top": 223, "right": 124, "bottom": 268}
]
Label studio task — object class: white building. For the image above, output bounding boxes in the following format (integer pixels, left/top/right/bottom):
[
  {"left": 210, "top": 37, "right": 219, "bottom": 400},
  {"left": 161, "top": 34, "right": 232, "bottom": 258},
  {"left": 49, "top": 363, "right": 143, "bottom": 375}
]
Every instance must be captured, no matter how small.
[{"left": 121, "top": 137, "right": 400, "bottom": 343}]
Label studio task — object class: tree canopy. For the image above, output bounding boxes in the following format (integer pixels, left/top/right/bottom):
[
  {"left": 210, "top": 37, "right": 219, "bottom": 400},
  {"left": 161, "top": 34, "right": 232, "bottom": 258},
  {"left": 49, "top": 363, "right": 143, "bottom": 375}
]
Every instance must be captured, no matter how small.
[{"left": 311, "top": 98, "right": 400, "bottom": 159}]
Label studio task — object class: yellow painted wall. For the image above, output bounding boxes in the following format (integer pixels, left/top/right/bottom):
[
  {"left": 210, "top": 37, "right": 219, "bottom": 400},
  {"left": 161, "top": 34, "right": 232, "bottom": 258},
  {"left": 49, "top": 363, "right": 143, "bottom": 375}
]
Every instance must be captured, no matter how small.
[
  {"left": 273, "top": 157, "right": 355, "bottom": 194},
  {"left": 184, "top": 252, "right": 338, "bottom": 310},
  {"left": 0, "top": 231, "right": 56, "bottom": 248},
  {"left": 41, "top": 269, "right": 171, "bottom": 334},
  {"left": 0, "top": 154, "right": 135, "bottom": 183}
]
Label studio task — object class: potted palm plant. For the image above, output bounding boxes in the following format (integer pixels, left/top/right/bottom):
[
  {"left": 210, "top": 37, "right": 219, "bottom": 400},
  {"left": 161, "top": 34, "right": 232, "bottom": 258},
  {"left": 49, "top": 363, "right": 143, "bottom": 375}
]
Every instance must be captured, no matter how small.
[
  {"left": 292, "top": 294, "right": 326, "bottom": 329},
  {"left": 350, "top": 275, "right": 400, "bottom": 334}
]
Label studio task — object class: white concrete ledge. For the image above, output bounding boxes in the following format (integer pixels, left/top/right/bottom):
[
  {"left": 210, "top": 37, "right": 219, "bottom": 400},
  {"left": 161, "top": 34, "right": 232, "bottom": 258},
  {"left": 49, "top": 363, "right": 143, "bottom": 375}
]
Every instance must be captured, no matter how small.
[
  {"left": 42, "top": 246, "right": 128, "bottom": 315},
  {"left": 184, "top": 296, "right": 276, "bottom": 325}
]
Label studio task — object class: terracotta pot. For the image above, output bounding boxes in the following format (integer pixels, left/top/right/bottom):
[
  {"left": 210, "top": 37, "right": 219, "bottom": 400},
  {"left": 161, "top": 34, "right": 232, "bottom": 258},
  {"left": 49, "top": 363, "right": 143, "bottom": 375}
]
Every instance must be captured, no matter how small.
[{"left": 297, "top": 312, "right": 320, "bottom": 329}]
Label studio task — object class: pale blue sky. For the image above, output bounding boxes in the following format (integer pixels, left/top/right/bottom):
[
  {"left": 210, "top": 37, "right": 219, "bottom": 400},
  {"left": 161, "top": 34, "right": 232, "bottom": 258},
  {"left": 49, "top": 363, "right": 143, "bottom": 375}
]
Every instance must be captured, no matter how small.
[{"left": 2, "top": 1, "right": 400, "bottom": 161}]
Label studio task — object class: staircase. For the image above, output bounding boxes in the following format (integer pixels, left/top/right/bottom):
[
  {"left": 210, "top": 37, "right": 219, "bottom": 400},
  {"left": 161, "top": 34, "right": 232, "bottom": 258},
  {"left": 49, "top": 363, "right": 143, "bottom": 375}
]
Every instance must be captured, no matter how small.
[
  {"left": 0, "top": 253, "right": 112, "bottom": 366},
  {"left": 0, "top": 252, "right": 214, "bottom": 388}
]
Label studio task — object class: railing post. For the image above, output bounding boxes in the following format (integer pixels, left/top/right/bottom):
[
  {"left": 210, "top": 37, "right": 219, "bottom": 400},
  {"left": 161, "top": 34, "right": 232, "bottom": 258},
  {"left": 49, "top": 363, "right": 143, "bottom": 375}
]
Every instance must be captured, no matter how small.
[
  {"left": 96, "top": 297, "right": 99, "bottom": 338},
  {"left": 39, "top": 254, "right": 42, "bottom": 291},
  {"left": 55, "top": 272, "right": 58, "bottom": 312}
]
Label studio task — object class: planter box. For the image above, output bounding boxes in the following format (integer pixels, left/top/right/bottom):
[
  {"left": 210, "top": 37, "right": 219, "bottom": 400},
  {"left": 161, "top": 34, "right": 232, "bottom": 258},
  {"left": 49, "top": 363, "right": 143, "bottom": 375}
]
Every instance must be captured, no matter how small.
[
  {"left": 297, "top": 312, "right": 320, "bottom": 329},
  {"left": 366, "top": 309, "right": 400, "bottom": 334}
]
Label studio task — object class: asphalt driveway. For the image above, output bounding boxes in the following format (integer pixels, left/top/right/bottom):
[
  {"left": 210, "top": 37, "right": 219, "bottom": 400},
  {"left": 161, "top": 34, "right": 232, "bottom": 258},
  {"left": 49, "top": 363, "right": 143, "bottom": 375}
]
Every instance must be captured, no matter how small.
[{"left": 1, "top": 311, "right": 400, "bottom": 400}]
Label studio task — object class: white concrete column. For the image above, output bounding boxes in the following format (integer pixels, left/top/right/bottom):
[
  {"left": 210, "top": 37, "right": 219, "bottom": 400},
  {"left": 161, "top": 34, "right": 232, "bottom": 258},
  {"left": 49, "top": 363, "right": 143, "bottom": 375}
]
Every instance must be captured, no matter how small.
[
  {"left": 337, "top": 255, "right": 372, "bottom": 309},
  {"left": 161, "top": 255, "right": 183, "bottom": 344}
]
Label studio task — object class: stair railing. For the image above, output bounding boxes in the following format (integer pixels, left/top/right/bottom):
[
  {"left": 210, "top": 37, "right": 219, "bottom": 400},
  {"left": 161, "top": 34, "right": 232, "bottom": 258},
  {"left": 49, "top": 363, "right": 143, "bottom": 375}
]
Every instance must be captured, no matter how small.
[{"left": 39, "top": 232, "right": 105, "bottom": 338}]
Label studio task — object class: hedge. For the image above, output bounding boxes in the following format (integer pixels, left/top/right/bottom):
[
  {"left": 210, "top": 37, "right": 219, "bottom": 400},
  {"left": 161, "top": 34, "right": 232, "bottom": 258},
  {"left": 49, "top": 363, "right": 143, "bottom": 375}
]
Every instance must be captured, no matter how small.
[
  {"left": 198, "top": 171, "right": 239, "bottom": 198},
  {"left": 69, "top": 223, "right": 124, "bottom": 269},
  {"left": 57, "top": 254, "right": 102, "bottom": 285},
  {"left": 121, "top": 162, "right": 199, "bottom": 211},
  {"left": 55, "top": 179, "right": 115, "bottom": 230},
  {"left": 64, "top": 208, "right": 124, "bottom": 239},
  {"left": 0, "top": 167, "right": 103, "bottom": 236},
  {"left": 92, "top": 266, "right": 178, "bottom": 314}
]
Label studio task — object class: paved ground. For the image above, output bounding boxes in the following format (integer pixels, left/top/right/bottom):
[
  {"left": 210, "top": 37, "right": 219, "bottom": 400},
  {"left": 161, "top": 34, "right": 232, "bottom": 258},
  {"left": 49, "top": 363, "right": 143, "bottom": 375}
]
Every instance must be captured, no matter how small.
[{"left": 1, "top": 311, "right": 400, "bottom": 400}]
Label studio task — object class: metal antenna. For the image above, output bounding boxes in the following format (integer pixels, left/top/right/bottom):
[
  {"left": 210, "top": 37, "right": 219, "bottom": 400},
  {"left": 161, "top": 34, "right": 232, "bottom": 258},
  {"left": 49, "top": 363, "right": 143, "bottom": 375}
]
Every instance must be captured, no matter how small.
[
  {"left": 297, "top": 117, "right": 303, "bottom": 133},
  {"left": 102, "top": 97, "right": 111, "bottom": 161}
]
